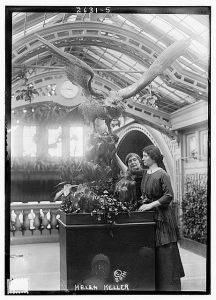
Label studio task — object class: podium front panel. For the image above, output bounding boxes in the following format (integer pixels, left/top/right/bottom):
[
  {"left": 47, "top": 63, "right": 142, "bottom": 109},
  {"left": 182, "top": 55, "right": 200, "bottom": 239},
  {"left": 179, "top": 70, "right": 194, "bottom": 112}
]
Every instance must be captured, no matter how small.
[{"left": 59, "top": 216, "right": 155, "bottom": 292}]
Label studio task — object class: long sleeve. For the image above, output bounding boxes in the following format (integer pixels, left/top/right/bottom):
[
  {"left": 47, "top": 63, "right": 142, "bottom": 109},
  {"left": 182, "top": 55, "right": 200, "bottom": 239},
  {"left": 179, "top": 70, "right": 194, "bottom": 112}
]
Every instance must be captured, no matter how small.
[{"left": 157, "top": 172, "right": 174, "bottom": 206}]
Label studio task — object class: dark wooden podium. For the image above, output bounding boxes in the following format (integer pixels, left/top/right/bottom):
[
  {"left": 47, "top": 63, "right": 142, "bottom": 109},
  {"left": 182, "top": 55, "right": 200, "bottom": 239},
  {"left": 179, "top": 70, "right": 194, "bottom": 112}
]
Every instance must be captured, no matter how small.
[{"left": 59, "top": 211, "right": 155, "bottom": 291}]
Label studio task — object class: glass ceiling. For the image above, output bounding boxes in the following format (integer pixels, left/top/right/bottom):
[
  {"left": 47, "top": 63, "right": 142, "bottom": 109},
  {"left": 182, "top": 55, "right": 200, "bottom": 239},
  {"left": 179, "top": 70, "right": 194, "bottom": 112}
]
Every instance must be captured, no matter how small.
[{"left": 11, "top": 11, "right": 209, "bottom": 113}]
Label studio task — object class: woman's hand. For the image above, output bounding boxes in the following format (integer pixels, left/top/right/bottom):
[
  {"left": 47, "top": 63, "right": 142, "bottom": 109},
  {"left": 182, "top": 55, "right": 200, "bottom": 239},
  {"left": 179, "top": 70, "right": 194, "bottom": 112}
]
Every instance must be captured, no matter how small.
[
  {"left": 138, "top": 200, "right": 161, "bottom": 211},
  {"left": 138, "top": 203, "right": 153, "bottom": 211}
]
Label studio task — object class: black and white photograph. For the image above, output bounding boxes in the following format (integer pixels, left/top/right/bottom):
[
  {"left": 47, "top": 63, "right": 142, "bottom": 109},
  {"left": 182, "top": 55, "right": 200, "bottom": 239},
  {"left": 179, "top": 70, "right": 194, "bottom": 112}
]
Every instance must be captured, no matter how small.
[{"left": 5, "top": 4, "right": 211, "bottom": 295}]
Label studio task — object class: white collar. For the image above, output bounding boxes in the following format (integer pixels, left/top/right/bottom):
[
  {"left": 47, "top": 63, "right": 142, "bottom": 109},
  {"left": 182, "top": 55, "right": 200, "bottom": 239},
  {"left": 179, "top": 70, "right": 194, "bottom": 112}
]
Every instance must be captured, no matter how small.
[{"left": 147, "top": 167, "right": 162, "bottom": 174}]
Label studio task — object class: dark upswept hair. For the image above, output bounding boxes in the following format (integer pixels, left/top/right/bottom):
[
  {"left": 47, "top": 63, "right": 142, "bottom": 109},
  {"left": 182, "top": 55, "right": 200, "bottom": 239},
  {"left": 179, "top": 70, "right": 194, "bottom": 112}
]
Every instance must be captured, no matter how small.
[
  {"left": 142, "top": 145, "right": 164, "bottom": 166},
  {"left": 125, "top": 152, "right": 142, "bottom": 166}
]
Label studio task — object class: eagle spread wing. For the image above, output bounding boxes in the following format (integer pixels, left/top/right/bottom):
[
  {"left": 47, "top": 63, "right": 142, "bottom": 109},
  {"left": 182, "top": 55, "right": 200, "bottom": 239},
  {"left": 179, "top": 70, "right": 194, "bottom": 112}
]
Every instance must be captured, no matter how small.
[{"left": 35, "top": 34, "right": 106, "bottom": 99}]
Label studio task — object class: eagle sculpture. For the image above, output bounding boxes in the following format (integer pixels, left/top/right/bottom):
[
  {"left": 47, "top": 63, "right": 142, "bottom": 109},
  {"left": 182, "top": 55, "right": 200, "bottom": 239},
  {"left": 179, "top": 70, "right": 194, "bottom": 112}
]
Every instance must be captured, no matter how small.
[{"left": 35, "top": 34, "right": 190, "bottom": 133}]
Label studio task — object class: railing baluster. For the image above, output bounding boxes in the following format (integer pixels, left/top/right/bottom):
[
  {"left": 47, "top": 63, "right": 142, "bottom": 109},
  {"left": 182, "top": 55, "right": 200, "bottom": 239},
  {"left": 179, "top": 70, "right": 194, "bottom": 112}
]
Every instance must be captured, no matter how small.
[
  {"left": 34, "top": 209, "right": 40, "bottom": 231},
  {"left": 28, "top": 209, "right": 36, "bottom": 231},
  {"left": 11, "top": 210, "right": 17, "bottom": 234},
  {"left": 51, "top": 210, "right": 57, "bottom": 228},
  {"left": 15, "top": 210, "right": 23, "bottom": 236},
  {"left": 23, "top": 210, "right": 31, "bottom": 236},
  {"left": 19, "top": 210, "right": 25, "bottom": 233},
  {"left": 39, "top": 208, "right": 45, "bottom": 230},
  {"left": 46, "top": 209, "right": 52, "bottom": 230}
]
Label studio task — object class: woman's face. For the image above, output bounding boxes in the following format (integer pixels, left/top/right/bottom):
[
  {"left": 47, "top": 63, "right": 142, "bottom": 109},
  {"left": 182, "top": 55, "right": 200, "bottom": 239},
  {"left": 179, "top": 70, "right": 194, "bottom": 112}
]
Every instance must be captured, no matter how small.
[
  {"left": 142, "top": 152, "right": 155, "bottom": 167},
  {"left": 127, "top": 155, "right": 141, "bottom": 171}
]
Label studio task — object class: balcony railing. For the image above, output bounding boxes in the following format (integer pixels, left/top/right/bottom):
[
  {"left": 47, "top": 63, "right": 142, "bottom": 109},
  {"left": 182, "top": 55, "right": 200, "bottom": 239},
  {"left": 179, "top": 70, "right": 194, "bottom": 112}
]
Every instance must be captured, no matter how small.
[{"left": 10, "top": 201, "right": 61, "bottom": 244}]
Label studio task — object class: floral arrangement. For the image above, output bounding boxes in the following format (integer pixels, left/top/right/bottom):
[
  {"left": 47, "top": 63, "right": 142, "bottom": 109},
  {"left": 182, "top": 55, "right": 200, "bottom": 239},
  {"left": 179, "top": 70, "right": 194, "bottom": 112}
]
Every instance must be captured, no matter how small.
[
  {"left": 57, "top": 183, "right": 136, "bottom": 223},
  {"left": 54, "top": 132, "right": 138, "bottom": 223}
]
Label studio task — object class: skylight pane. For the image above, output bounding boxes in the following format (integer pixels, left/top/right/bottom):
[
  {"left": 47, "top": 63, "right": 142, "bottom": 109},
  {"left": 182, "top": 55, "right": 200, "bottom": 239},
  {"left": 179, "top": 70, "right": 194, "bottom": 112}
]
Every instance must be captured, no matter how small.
[
  {"left": 125, "top": 20, "right": 141, "bottom": 32},
  {"left": 154, "top": 77, "right": 164, "bottom": 85},
  {"left": 124, "top": 73, "right": 136, "bottom": 82},
  {"left": 89, "top": 46, "right": 100, "bottom": 52},
  {"left": 160, "top": 84, "right": 177, "bottom": 93},
  {"left": 88, "top": 51, "right": 101, "bottom": 60},
  {"left": 121, "top": 54, "right": 136, "bottom": 66},
  {"left": 189, "top": 41, "right": 208, "bottom": 56},
  {"left": 177, "top": 59, "right": 206, "bottom": 76},
  {"left": 201, "top": 31, "right": 209, "bottom": 42},
  {"left": 141, "top": 31, "right": 158, "bottom": 42},
  {"left": 175, "top": 15, "right": 187, "bottom": 20},
  {"left": 104, "top": 52, "right": 118, "bottom": 61},
  {"left": 169, "top": 93, "right": 181, "bottom": 101},
  {"left": 133, "top": 73, "right": 142, "bottom": 80},
  {"left": 159, "top": 83, "right": 180, "bottom": 95},
  {"left": 151, "top": 82, "right": 159, "bottom": 89},
  {"left": 106, "top": 49, "right": 122, "bottom": 58},
  {"left": 45, "top": 14, "right": 60, "bottom": 24},
  {"left": 174, "top": 90, "right": 190, "bottom": 98},
  {"left": 177, "top": 60, "right": 192, "bottom": 71},
  {"left": 191, "top": 64, "right": 207, "bottom": 74},
  {"left": 25, "top": 21, "right": 45, "bottom": 34},
  {"left": 138, "top": 14, "right": 155, "bottom": 22},
  {"left": 92, "top": 47, "right": 105, "bottom": 54},
  {"left": 116, "top": 60, "right": 130, "bottom": 69},
  {"left": 99, "top": 59, "right": 113, "bottom": 67},
  {"left": 157, "top": 40, "right": 168, "bottom": 48},
  {"left": 134, "top": 62, "right": 146, "bottom": 71},
  {"left": 118, "top": 15, "right": 126, "bottom": 22},
  {"left": 12, "top": 12, "right": 26, "bottom": 21},
  {"left": 169, "top": 15, "right": 187, "bottom": 22},
  {"left": 67, "top": 15, "right": 77, "bottom": 22},
  {"left": 13, "top": 31, "right": 25, "bottom": 41},
  {"left": 102, "top": 19, "right": 114, "bottom": 25},
  {"left": 112, "top": 66, "right": 121, "bottom": 71},
  {"left": 183, "top": 16, "right": 207, "bottom": 33},
  {"left": 151, "top": 17, "right": 173, "bottom": 33},
  {"left": 180, "top": 56, "right": 193, "bottom": 65},
  {"left": 99, "top": 58, "right": 112, "bottom": 66},
  {"left": 158, "top": 86, "right": 170, "bottom": 95},
  {"left": 184, "top": 95, "right": 195, "bottom": 103},
  {"left": 13, "top": 12, "right": 24, "bottom": 18},
  {"left": 168, "top": 28, "right": 187, "bottom": 40}
]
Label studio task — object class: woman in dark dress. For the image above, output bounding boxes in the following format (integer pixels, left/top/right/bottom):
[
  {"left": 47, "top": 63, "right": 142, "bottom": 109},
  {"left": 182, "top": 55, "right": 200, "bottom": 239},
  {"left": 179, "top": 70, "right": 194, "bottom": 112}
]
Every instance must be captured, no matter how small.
[{"left": 139, "top": 145, "right": 185, "bottom": 291}]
